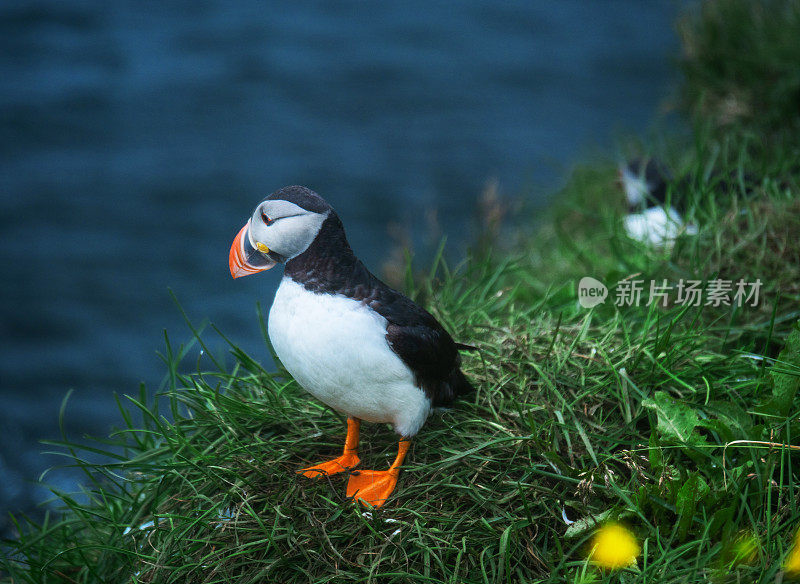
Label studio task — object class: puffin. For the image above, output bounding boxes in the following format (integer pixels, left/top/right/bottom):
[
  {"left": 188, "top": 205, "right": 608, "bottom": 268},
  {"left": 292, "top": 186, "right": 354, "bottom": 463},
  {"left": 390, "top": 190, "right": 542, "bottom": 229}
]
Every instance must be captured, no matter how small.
[
  {"left": 228, "top": 186, "right": 473, "bottom": 507},
  {"left": 618, "top": 158, "right": 697, "bottom": 246}
]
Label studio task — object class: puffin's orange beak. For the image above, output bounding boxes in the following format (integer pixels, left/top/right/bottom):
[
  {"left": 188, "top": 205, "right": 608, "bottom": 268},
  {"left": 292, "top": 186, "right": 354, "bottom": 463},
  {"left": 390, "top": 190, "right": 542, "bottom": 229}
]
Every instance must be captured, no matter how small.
[{"left": 229, "top": 220, "right": 277, "bottom": 278}]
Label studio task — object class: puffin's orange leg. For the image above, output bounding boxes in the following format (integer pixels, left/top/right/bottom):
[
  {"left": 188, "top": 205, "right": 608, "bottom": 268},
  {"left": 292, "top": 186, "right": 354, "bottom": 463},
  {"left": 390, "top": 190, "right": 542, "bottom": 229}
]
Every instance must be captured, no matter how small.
[
  {"left": 299, "top": 417, "right": 361, "bottom": 478},
  {"left": 346, "top": 439, "right": 410, "bottom": 508}
]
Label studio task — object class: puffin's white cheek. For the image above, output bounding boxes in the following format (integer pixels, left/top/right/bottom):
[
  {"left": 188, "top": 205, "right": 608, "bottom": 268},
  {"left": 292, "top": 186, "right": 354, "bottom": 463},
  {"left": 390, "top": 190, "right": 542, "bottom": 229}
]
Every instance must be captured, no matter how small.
[{"left": 272, "top": 220, "right": 321, "bottom": 258}]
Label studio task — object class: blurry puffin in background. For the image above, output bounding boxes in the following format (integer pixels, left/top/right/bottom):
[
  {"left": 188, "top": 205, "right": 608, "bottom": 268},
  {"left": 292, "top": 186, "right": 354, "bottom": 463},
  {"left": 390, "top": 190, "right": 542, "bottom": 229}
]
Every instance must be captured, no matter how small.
[
  {"left": 618, "top": 158, "right": 697, "bottom": 246},
  {"left": 229, "top": 186, "right": 473, "bottom": 508}
]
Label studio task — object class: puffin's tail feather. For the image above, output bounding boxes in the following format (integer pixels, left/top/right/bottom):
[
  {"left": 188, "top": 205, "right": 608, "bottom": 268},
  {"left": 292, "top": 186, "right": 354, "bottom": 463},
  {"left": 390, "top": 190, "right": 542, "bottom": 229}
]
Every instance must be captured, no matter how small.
[{"left": 456, "top": 342, "right": 479, "bottom": 352}]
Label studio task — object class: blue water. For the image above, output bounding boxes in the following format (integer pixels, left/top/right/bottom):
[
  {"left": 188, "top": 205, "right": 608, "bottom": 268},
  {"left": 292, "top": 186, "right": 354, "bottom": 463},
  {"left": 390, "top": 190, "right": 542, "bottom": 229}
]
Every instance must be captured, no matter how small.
[{"left": 0, "top": 1, "right": 680, "bottom": 528}]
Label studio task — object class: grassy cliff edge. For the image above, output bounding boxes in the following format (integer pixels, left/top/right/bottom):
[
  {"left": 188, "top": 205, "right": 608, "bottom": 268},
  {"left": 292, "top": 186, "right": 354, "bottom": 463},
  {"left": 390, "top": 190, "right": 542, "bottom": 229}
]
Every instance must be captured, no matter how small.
[{"left": 3, "top": 1, "right": 800, "bottom": 582}]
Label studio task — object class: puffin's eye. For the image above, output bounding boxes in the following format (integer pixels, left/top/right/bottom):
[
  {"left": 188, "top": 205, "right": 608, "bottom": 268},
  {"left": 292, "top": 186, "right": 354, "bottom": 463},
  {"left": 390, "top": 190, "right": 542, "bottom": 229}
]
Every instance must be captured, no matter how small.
[{"left": 261, "top": 211, "right": 274, "bottom": 226}]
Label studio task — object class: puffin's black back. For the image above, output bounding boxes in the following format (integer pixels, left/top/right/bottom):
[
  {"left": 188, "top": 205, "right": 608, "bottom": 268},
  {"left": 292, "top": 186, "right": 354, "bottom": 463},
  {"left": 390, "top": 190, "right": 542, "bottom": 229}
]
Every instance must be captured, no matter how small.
[{"left": 279, "top": 186, "right": 473, "bottom": 406}]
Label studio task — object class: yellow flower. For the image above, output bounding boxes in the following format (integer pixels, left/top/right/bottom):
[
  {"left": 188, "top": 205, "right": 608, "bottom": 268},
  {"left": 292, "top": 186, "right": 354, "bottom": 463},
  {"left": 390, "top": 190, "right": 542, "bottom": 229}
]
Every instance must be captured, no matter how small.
[
  {"left": 588, "top": 522, "right": 640, "bottom": 570},
  {"left": 785, "top": 527, "right": 800, "bottom": 575}
]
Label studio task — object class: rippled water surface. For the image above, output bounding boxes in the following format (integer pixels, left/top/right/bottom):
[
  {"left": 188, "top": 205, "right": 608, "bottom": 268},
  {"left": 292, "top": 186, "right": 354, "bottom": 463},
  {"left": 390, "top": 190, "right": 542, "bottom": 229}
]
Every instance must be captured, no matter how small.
[{"left": 0, "top": 0, "right": 680, "bottom": 526}]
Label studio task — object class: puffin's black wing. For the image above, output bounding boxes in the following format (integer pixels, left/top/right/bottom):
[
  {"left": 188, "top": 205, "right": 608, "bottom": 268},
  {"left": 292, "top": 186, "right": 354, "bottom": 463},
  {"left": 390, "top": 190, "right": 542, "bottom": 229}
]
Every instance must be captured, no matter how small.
[{"left": 372, "top": 289, "right": 474, "bottom": 407}]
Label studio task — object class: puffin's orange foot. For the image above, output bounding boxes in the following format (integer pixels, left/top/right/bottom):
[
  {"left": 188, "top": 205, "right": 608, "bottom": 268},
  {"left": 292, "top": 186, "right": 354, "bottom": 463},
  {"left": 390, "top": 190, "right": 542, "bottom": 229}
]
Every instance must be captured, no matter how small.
[
  {"left": 299, "top": 452, "right": 360, "bottom": 479},
  {"left": 346, "top": 469, "right": 400, "bottom": 508}
]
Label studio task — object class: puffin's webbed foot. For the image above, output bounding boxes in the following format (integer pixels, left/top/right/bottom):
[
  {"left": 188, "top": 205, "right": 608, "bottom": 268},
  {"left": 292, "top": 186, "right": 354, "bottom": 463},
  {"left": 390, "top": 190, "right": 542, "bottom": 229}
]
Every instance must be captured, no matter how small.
[
  {"left": 346, "top": 469, "right": 400, "bottom": 507},
  {"left": 298, "top": 417, "right": 360, "bottom": 479},
  {"left": 346, "top": 439, "right": 410, "bottom": 508},
  {"left": 299, "top": 451, "right": 360, "bottom": 478}
]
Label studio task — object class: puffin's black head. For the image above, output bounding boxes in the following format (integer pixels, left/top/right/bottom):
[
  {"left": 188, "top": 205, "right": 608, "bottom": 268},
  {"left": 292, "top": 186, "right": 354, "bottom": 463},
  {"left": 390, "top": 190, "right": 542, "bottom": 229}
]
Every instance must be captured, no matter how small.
[
  {"left": 265, "top": 185, "right": 332, "bottom": 214},
  {"left": 229, "top": 186, "right": 334, "bottom": 278}
]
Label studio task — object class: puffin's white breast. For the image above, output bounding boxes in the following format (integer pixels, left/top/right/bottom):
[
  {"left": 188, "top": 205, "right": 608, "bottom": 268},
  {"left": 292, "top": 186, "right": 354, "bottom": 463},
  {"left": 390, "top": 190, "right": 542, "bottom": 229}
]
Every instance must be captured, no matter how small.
[
  {"left": 267, "top": 277, "right": 431, "bottom": 437},
  {"left": 624, "top": 206, "right": 697, "bottom": 247}
]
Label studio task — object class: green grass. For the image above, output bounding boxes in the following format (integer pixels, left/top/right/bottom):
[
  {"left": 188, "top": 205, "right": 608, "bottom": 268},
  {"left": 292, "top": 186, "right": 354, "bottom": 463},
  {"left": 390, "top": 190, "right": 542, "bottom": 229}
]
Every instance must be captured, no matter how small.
[
  {"left": 3, "top": 1, "right": 800, "bottom": 582},
  {"left": 4, "top": 236, "right": 800, "bottom": 583}
]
